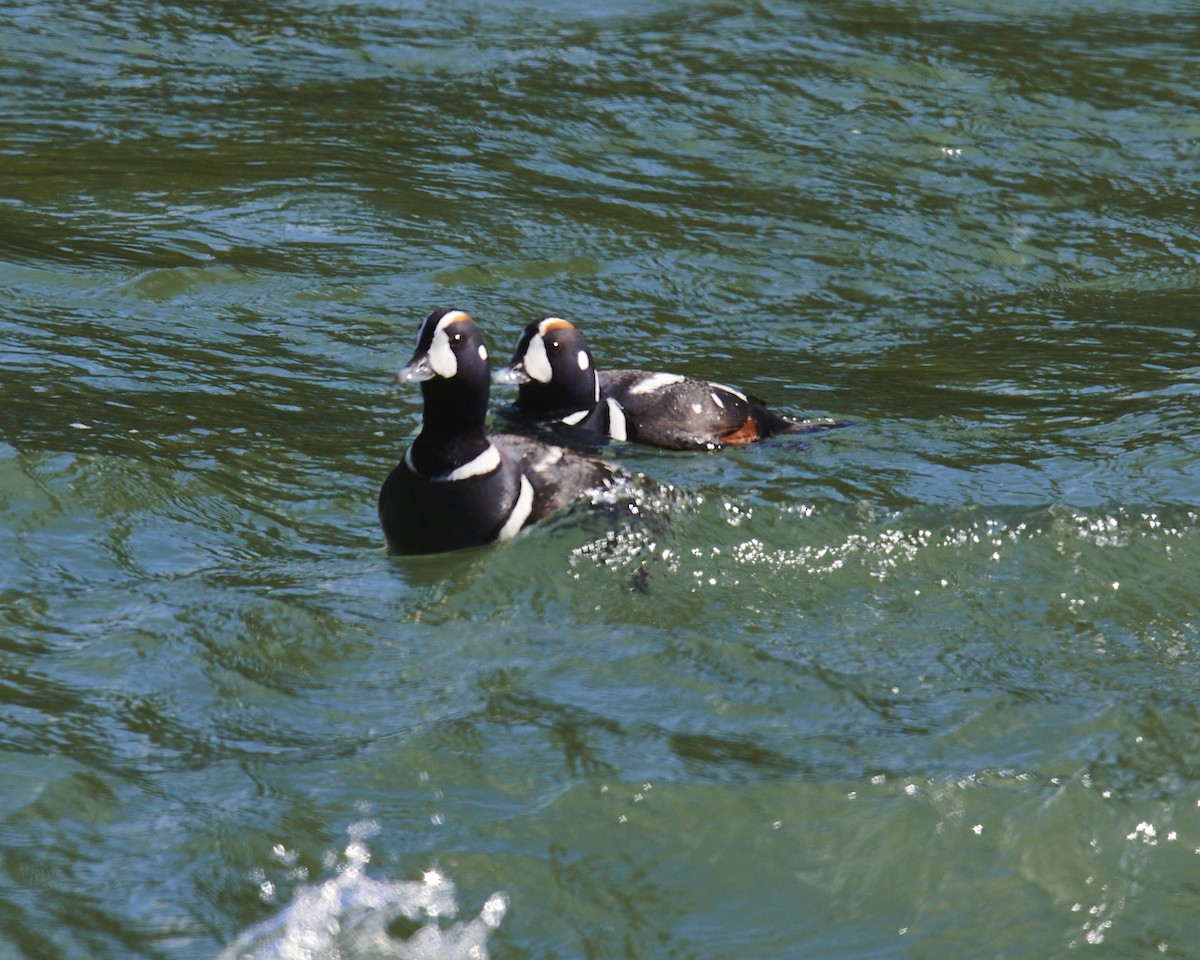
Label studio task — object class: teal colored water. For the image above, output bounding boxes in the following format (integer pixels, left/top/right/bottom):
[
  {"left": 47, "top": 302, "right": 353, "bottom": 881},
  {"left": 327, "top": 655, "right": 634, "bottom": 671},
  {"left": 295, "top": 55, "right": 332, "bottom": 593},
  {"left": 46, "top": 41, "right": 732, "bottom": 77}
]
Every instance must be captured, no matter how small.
[{"left": 2, "top": 2, "right": 1199, "bottom": 957}]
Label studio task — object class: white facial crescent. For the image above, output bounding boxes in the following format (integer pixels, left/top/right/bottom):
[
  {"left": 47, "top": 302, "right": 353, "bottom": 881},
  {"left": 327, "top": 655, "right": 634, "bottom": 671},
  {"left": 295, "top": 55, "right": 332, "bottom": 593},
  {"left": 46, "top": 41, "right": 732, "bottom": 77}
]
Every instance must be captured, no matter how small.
[
  {"left": 523, "top": 331, "right": 553, "bottom": 383},
  {"left": 424, "top": 310, "right": 471, "bottom": 379}
]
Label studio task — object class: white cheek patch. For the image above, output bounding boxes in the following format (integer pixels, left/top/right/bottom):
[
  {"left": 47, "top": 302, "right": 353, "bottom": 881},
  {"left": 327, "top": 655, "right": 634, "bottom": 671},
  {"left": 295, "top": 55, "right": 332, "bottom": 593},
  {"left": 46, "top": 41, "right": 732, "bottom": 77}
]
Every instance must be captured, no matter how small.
[
  {"left": 478, "top": 344, "right": 488, "bottom": 361},
  {"left": 627, "top": 372, "right": 685, "bottom": 395},
  {"left": 427, "top": 324, "right": 457, "bottom": 378},
  {"left": 523, "top": 332, "right": 553, "bottom": 383},
  {"left": 577, "top": 350, "right": 590, "bottom": 371}
]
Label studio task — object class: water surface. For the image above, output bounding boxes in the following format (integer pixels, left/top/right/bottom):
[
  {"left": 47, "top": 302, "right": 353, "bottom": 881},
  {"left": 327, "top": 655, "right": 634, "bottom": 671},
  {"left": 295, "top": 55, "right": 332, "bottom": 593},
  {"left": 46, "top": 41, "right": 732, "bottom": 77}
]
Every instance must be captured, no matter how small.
[{"left": 2, "top": 1, "right": 1199, "bottom": 957}]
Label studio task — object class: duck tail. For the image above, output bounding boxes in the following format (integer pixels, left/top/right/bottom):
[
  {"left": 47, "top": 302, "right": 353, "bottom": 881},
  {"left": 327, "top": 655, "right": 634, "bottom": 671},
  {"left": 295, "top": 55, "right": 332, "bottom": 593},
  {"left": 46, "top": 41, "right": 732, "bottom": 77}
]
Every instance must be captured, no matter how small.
[{"left": 750, "top": 400, "right": 848, "bottom": 438}]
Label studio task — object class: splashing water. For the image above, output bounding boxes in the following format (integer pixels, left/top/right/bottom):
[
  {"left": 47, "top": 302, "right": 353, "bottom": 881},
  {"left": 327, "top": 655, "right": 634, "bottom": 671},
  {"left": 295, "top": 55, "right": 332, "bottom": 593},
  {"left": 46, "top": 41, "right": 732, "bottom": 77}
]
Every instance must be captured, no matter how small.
[{"left": 218, "top": 823, "right": 507, "bottom": 960}]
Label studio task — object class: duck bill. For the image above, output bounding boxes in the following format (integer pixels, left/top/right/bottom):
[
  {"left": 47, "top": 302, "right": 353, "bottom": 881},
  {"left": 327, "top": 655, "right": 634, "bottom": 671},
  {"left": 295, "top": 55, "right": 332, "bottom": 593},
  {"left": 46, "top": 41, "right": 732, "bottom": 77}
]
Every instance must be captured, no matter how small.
[
  {"left": 398, "top": 353, "right": 436, "bottom": 383},
  {"left": 491, "top": 363, "right": 530, "bottom": 385}
]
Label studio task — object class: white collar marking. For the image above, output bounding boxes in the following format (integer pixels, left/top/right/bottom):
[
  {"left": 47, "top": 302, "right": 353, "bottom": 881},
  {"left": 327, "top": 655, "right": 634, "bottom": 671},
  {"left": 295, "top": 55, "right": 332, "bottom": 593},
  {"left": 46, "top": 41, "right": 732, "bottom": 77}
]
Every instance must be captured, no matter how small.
[
  {"left": 406, "top": 442, "right": 502, "bottom": 481},
  {"left": 442, "top": 443, "right": 501, "bottom": 481},
  {"left": 627, "top": 372, "right": 685, "bottom": 395},
  {"left": 498, "top": 474, "right": 535, "bottom": 540}
]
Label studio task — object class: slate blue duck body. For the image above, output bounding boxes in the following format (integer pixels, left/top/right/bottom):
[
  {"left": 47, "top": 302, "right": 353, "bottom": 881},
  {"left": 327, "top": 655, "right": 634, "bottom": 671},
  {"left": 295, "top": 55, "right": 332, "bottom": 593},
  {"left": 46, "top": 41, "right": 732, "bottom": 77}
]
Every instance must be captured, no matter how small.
[
  {"left": 493, "top": 317, "right": 826, "bottom": 451},
  {"left": 378, "top": 309, "right": 619, "bottom": 555}
]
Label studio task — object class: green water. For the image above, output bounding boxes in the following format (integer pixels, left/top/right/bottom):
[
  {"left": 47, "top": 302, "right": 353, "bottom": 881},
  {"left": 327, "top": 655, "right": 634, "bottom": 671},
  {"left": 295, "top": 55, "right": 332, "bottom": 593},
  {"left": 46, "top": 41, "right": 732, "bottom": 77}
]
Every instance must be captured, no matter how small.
[{"left": 2, "top": 1, "right": 1199, "bottom": 957}]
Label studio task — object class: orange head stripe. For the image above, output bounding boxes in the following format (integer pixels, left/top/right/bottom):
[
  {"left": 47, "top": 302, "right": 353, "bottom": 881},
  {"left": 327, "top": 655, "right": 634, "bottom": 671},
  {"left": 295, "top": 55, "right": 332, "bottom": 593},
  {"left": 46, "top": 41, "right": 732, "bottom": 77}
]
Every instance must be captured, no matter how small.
[{"left": 538, "top": 317, "right": 576, "bottom": 335}]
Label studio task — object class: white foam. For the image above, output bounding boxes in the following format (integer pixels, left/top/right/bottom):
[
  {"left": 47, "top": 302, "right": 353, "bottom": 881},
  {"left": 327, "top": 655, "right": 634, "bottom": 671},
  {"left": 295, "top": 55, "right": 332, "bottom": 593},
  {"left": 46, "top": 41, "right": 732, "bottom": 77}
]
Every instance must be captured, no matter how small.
[{"left": 218, "top": 823, "right": 507, "bottom": 960}]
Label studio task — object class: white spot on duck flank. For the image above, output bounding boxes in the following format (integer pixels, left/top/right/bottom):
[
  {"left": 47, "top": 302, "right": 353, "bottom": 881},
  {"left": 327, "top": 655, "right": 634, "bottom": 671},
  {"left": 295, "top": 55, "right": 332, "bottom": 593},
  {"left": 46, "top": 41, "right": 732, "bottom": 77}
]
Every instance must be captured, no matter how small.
[
  {"left": 498, "top": 474, "right": 535, "bottom": 540},
  {"left": 523, "top": 331, "right": 553, "bottom": 383},
  {"left": 692, "top": 402, "right": 704, "bottom": 414},
  {"left": 628, "top": 372, "right": 685, "bottom": 395},
  {"left": 577, "top": 350, "right": 590, "bottom": 370},
  {"left": 530, "top": 445, "right": 565, "bottom": 471},
  {"left": 606, "top": 397, "right": 628, "bottom": 441}
]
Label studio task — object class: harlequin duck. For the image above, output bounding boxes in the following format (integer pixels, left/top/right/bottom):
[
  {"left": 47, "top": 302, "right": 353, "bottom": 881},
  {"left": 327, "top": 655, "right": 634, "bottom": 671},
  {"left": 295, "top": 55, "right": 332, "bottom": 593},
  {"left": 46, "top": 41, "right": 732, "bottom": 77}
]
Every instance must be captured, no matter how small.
[
  {"left": 493, "top": 317, "right": 829, "bottom": 451},
  {"left": 378, "top": 308, "right": 621, "bottom": 555}
]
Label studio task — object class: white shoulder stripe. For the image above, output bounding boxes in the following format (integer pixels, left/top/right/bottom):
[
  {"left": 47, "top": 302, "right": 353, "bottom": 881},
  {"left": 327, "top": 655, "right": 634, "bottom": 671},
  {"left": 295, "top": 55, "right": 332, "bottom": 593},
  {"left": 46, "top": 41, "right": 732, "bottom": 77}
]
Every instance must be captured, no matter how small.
[
  {"left": 561, "top": 409, "right": 590, "bottom": 425},
  {"left": 606, "top": 397, "right": 628, "bottom": 442},
  {"left": 497, "top": 474, "right": 535, "bottom": 540},
  {"left": 627, "top": 372, "right": 685, "bottom": 395}
]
